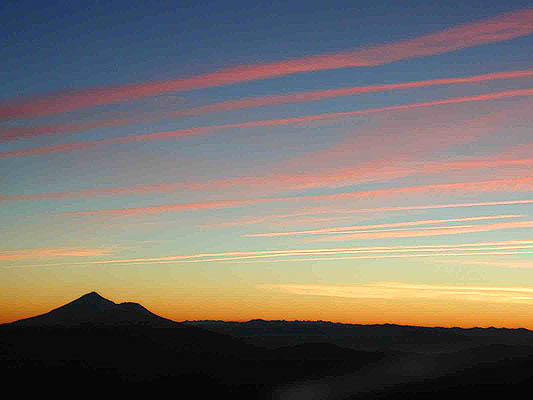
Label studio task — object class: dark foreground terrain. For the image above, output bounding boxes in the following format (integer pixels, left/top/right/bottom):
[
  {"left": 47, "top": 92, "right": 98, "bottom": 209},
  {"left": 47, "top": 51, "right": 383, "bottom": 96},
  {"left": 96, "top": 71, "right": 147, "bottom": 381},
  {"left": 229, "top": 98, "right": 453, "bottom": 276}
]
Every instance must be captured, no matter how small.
[{"left": 3, "top": 292, "right": 533, "bottom": 399}]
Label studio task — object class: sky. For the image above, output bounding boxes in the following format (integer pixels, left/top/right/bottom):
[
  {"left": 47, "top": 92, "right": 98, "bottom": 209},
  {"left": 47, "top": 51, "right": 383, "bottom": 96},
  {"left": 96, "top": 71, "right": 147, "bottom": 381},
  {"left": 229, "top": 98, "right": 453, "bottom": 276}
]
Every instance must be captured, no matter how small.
[{"left": 1, "top": 0, "right": 532, "bottom": 328}]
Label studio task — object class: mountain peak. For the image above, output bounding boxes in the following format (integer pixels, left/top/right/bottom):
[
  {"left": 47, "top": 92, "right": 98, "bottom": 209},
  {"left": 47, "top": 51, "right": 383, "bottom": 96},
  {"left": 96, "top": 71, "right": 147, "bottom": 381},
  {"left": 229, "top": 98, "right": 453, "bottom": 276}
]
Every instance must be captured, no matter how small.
[
  {"left": 11, "top": 291, "right": 178, "bottom": 327},
  {"left": 79, "top": 291, "right": 111, "bottom": 302},
  {"left": 69, "top": 291, "right": 116, "bottom": 308}
]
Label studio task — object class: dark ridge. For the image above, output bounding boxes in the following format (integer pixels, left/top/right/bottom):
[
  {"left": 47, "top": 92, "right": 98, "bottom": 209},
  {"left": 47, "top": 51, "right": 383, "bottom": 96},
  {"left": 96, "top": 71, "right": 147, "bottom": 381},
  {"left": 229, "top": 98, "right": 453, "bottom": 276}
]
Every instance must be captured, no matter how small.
[
  {"left": 183, "top": 319, "right": 533, "bottom": 352},
  {"left": 185, "top": 318, "right": 533, "bottom": 333}
]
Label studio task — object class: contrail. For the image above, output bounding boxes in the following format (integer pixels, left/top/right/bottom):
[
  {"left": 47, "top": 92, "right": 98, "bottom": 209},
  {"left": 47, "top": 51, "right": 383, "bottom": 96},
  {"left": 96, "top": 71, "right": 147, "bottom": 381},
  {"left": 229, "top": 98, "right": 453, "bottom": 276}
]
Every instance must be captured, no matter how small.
[
  {"left": 1, "top": 88, "right": 531, "bottom": 159},
  {"left": 1, "top": 8, "right": 532, "bottom": 120},
  {"left": 56, "top": 177, "right": 533, "bottom": 217},
  {"left": 3, "top": 68, "right": 532, "bottom": 141}
]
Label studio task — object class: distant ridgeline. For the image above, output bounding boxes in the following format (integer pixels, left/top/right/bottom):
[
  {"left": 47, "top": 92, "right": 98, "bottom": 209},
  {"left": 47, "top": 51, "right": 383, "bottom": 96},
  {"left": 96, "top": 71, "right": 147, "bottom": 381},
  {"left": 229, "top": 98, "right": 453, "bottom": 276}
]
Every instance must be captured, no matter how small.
[{"left": 183, "top": 318, "right": 533, "bottom": 351}]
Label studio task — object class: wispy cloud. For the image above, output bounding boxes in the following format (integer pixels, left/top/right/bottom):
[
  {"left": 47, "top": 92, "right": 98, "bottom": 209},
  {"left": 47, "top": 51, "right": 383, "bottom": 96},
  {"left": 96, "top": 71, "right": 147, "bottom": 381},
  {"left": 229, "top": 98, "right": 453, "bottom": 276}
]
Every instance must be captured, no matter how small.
[
  {"left": 3, "top": 157, "right": 530, "bottom": 203},
  {"left": 147, "top": 69, "right": 533, "bottom": 119},
  {"left": 243, "top": 215, "right": 524, "bottom": 237},
  {"left": 131, "top": 251, "right": 533, "bottom": 266},
  {"left": 205, "top": 200, "right": 533, "bottom": 228},
  {"left": 259, "top": 281, "right": 533, "bottom": 304},
  {"left": 3, "top": 69, "right": 532, "bottom": 141},
  {"left": 1, "top": 8, "right": 531, "bottom": 120},
  {"left": 304, "top": 177, "right": 533, "bottom": 202},
  {"left": 59, "top": 199, "right": 264, "bottom": 216},
  {"left": 0, "top": 246, "right": 115, "bottom": 260},
  {"left": 0, "top": 118, "right": 148, "bottom": 142},
  {"left": 309, "top": 220, "right": 533, "bottom": 242},
  {"left": 180, "top": 158, "right": 533, "bottom": 194},
  {"left": 6, "top": 240, "right": 533, "bottom": 268},
  {"left": 2, "top": 88, "right": 531, "bottom": 158},
  {"left": 56, "top": 177, "right": 533, "bottom": 217},
  {"left": 161, "top": 245, "right": 533, "bottom": 265}
]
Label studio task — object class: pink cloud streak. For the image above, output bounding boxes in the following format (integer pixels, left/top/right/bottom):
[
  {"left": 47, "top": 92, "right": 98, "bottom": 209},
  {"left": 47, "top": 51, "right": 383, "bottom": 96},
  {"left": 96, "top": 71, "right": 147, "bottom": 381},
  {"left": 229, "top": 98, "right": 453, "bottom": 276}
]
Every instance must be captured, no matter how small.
[
  {"left": 1, "top": 8, "right": 532, "bottom": 121},
  {"left": 57, "top": 177, "right": 533, "bottom": 217},
  {"left": 1, "top": 88, "right": 531, "bottom": 159},
  {"left": 204, "top": 200, "right": 533, "bottom": 228},
  {"left": 162, "top": 70, "right": 533, "bottom": 118},
  {"left": 2, "top": 158, "right": 530, "bottom": 203},
  {"left": 4, "top": 68, "right": 531, "bottom": 141},
  {"left": 0, "top": 247, "right": 114, "bottom": 261},
  {"left": 243, "top": 215, "right": 523, "bottom": 237},
  {"left": 312, "top": 220, "right": 533, "bottom": 242}
]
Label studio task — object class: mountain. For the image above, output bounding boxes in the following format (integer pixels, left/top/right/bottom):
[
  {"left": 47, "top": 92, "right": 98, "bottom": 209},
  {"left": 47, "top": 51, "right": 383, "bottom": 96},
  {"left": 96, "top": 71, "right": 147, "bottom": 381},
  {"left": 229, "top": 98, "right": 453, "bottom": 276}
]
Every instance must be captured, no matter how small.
[
  {"left": 5, "top": 293, "right": 533, "bottom": 399},
  {"left": 3, "top": 292, "right": 258, "bottom": 358},
  {"left": 11, "top": 291, "right": 178, "bottom": 327},
  {"left": 0, "top": 292, "right": 265, "bottom": 394}
]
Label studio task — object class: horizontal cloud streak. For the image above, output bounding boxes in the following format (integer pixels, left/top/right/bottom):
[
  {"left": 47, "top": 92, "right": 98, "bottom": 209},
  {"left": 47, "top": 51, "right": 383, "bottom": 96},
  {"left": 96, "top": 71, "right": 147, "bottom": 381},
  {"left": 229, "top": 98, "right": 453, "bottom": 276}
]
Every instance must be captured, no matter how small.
[
  {"left": 99, "top": 251, "right": 533, "bottom": 267},
  {"left": 206, "top": 200, "right": 533, "bottom": 228},
  {"left": 4, "top": 69, "right": 532, "bottom": 141},
  {"left": 5, "top": 240, "right": 533, "bottom": 268},
  {"left": 311, "top": 220, "right": 533, "bottom": 241},
  {"left": 157, "top": 69, "right": 533, "bottom": 119},
  {"left": 3, "top": 158, "right": 531, "bottom": 203},
  {"left": 56, "top": 177, "right": 533, "bottom": 217},
  {"left": 0, "top": 246, "right": 114, "bottom": 260},
  {"left": 171, "top": 158, "right": 533, "bottom": 194},
  {"left": 244, "top": 215, "right": 523, "bottom": 237},
  {"left": 2, "top": 88, "right": 531, "bottom": 158},
  {"left": 60, "top": 199, "right": 264, "bottom": 216},
  {"left": 156, "top": 246, "right": 533, "bottom": 265},
  {"left": 1, "top": 8, "right": 532, "bottom": 120}
]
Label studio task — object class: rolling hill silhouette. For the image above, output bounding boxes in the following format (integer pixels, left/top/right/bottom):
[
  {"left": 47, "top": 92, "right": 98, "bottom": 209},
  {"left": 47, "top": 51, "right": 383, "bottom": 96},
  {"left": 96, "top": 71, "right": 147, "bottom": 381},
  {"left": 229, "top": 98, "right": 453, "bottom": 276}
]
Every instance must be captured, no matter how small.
[{"left": 4, "top": 292, "right": 533, "bottom": 399}]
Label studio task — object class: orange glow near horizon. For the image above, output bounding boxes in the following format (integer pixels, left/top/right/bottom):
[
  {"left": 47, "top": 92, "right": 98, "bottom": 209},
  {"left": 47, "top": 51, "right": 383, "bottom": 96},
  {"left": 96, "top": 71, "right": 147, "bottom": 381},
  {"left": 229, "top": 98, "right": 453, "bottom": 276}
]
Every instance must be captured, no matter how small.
[{"left": 5, "top": 286, "right": 533, "bottom": 330}]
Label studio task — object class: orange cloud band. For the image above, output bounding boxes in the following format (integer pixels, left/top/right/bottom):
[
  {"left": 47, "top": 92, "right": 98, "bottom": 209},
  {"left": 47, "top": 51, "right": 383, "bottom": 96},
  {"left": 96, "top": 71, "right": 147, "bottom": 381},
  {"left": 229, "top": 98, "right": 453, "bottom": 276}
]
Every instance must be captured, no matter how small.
[
  {"left": 2, "top": 88, "right": 532, "bottom": 159},
  {"left": 1, "top": 8, "right": 531, "bottom": 120}
]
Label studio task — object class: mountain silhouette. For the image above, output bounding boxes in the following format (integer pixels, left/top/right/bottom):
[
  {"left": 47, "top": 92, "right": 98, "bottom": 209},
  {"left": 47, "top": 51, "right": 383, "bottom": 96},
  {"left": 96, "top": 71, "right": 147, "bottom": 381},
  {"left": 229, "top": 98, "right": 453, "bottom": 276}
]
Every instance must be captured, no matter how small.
[
  {"left": 5, "top": 292, "right": 533, "bottom": 399},
  {"left": 1, "top": 291, "right": 267, "bottom": 397},
  {"left": 4, "top": 291, "right": 256, "bottom": 359},
  {"left": 12, "top": 291, "right": 178, "bottom": 327}
]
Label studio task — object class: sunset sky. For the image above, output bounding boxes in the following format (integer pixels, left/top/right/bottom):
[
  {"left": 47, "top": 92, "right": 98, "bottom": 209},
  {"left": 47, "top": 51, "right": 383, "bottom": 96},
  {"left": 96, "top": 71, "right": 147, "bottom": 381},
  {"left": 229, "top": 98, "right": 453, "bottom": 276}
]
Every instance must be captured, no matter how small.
[{"left": 1, "top": 0, "right": 532, "bottom": 328}]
